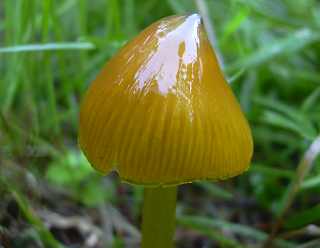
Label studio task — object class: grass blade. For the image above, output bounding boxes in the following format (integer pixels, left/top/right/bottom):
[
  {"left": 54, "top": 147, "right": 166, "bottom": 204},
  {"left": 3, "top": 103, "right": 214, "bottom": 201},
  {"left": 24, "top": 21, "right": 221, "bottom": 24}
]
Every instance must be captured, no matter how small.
[{"left": 0, "top": 42, "right": 95, "bottom": 53}]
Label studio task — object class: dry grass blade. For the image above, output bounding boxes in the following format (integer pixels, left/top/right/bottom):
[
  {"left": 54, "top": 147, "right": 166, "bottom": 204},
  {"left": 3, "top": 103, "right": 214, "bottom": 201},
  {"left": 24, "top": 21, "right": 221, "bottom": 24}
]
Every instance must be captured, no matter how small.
[
  {"left": 264, "top": 135, "right": 320, "bottom": 247},
  {"left": 194, "top": 0, "right": 224, "bottom": 69}
]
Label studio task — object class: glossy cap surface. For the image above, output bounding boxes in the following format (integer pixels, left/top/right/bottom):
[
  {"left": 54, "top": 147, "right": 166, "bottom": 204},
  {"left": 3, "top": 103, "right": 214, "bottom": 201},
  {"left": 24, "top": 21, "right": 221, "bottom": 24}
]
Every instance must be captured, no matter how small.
[{"left": 79, "top": 14, "right": 253, "bottom": 185}]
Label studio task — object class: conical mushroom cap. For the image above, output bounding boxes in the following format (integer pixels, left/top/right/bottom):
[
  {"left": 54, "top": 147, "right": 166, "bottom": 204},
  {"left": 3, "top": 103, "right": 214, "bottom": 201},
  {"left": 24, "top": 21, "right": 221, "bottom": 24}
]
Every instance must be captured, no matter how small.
[{"left": 79, "top": 14, "right": 253, "bottom": 185}]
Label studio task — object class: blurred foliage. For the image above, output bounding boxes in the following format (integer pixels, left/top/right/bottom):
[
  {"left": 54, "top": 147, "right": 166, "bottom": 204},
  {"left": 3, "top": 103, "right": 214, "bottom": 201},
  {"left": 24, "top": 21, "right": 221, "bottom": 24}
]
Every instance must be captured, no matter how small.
[
  {"left": 0, "top": 0, "right": 320, "bottom": 247},
  {"left": 46, "top": 150, "right": 115, "bottom": 207}
]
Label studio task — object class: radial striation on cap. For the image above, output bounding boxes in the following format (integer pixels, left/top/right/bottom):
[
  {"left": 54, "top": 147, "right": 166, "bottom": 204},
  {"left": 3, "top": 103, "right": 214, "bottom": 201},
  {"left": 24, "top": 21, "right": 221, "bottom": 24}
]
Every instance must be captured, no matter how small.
[{"left": 79, "top": 14, "right": 253, "bottom": 185}]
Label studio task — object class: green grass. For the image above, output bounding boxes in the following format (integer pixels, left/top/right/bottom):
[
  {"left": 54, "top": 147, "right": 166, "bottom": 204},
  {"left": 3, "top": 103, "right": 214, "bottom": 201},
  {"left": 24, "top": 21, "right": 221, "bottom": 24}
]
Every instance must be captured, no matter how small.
[{"left": 0, "top": 0, "right": 320, "bottom": 247}]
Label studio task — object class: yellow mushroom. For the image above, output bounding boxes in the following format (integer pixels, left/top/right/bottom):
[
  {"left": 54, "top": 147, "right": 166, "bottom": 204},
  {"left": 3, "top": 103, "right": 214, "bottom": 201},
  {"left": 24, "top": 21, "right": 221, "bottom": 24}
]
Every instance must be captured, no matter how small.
[
  {"left": 79, "top": 13, "right": 253, "bottom": 247},
  {"left": 79, "top": 14, "right": 253, "bottom": 185}
]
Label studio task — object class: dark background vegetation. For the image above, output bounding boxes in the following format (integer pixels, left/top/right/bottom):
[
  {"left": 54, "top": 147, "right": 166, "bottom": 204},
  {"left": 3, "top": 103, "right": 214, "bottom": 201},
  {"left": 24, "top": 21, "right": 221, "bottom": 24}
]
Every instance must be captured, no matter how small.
[{"left": 0, "top": 0, "right": 320, "bottom": 247}]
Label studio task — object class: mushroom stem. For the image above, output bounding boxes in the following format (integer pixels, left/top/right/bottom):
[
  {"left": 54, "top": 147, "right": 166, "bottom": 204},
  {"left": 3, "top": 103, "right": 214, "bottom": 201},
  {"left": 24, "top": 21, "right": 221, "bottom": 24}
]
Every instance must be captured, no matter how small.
[{"left": 141, "top": 186, "right": 177, "bottom": 248}]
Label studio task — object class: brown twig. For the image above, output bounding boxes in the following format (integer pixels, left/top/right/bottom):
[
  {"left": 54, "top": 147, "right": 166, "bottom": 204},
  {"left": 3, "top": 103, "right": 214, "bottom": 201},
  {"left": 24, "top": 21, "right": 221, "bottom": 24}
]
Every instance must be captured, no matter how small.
[{"left": 279, "top": 225, "right": 320, "bottom": 239}]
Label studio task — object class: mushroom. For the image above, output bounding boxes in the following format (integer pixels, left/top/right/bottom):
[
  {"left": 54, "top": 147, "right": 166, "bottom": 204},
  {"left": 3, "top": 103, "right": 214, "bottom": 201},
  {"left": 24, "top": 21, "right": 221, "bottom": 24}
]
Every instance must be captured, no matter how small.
[{"left": 79, "top": 13, "right": 253, "bottom": 247}]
